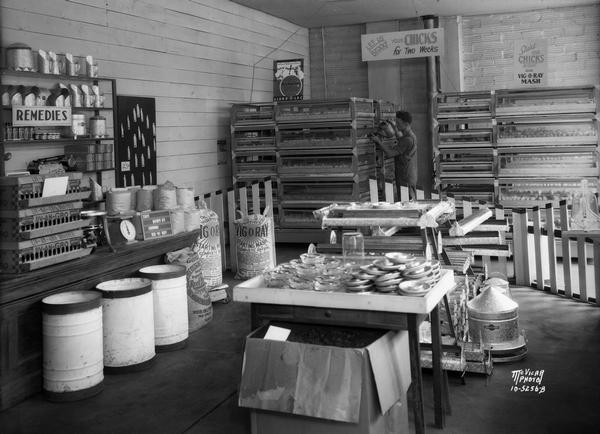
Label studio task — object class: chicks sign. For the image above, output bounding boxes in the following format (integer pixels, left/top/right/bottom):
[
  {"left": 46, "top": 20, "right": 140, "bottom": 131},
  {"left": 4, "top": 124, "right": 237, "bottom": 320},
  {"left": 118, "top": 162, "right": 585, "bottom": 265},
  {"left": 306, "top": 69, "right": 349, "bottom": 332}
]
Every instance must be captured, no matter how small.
[
  {"left": 361, "top": 29, "right": 444, "bottom": 61},
  {"left": 514, "top": 39, "right": 548, "bottom": 87}
]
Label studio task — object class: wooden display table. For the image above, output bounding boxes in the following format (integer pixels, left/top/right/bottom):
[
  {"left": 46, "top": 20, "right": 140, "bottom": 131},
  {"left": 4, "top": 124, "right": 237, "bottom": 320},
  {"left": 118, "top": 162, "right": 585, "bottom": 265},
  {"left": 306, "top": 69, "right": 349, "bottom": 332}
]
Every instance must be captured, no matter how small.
[
  {"left": 234, "top": 269, "right": 455, "bottom": 434},
  {"left": 0, "top": 230, "right": 200, "bottom": 410}
]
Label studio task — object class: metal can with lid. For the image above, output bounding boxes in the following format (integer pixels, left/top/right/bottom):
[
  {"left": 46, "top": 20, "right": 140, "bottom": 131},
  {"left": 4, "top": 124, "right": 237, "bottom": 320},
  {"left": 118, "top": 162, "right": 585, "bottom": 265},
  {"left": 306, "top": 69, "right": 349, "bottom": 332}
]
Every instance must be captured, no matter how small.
[
  {"left": 467, "top": 286, "right": 520, "bottom": 346},
  {"left": 89, "top": 116, "right": 106, "bottom": 138},
  {"left": 71, "top": 114, "right": 86, "bottom": 138}
]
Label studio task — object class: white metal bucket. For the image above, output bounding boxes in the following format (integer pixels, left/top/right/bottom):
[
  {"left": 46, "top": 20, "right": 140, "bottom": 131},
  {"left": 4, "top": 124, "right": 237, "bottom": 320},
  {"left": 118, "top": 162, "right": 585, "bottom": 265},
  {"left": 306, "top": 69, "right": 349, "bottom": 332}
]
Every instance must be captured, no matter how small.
[
  {"left": 96, "top": 278, "right": 155, "bottom": 372},
  {"left": 138, "top": 264, "right": 188, "bottom": 351},
  {"left": 42, "top": 291, "right": 104, "bottom": 401}
]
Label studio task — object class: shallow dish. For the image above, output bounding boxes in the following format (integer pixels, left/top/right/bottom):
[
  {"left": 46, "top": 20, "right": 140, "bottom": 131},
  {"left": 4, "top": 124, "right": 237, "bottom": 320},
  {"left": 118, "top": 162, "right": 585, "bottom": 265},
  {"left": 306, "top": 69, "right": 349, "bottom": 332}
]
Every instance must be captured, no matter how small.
[
  {"left": 372, "top": 258, "right": 406, "bottom": 271},
  {"left": 385, "top": 252, "right": 416, "bottom": 264},
  {"left": 345, "top": 284, "right": 374, "bottom": 292},
  {"left": 346, "top": 278, "right": 372, "bottom": 287},
  {"left": 375, "top": 278, "right": 403, "bottom": 288},
  {"left": 375, "top": 284, "right": 399, "bottom": 293},
  {"left": 374, "top": 271, "right": 402, "bottom": 282},
  {"left": 359, "top": 265, "right": 387, "bottom": 276},
  {"left": 398, "top": 280, "right": 431, "bottom": 293},
  {"left": 398, "top": 288, "right": 429, "bottom": 297},
  {"left": 403, "top": 266, "right": 433, "bottom": 279}
]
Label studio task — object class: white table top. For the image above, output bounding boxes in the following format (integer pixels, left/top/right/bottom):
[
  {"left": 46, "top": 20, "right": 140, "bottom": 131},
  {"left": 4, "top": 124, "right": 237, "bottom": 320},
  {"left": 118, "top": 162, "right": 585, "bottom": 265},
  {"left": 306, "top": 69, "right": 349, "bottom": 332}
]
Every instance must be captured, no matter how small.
[{"left": 233, "top": 269, "right": 455, "bottom": 315}]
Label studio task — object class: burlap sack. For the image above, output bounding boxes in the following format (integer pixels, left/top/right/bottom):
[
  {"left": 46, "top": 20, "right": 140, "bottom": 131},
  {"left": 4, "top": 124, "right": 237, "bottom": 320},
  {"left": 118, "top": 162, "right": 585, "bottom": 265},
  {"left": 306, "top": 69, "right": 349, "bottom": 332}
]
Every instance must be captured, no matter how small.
[
  {"left": 234, "top": 211, "right": 274, "bottom": 279},
  {"left": 165, "top": 247, "right": 212, "bottom": 332}
]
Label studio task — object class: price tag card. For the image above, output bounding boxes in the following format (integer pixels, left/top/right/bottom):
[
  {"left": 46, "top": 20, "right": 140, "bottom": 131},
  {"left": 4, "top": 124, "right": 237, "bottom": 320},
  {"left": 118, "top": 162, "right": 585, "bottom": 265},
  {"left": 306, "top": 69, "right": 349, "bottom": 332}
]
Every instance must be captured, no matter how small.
[
  {"left": 42, "top": 176, "right": 68, "bottom": 197},
  {"left": 139, "top": 209, "right": 173, "bottom": 240}
]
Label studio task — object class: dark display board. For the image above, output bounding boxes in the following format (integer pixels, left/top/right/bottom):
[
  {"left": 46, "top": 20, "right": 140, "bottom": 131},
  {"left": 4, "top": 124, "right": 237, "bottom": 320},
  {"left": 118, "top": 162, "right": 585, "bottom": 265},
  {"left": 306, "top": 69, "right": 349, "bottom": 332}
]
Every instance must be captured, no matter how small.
[
  {"left": 273, "top": 59, "right": 304, "bottom": 102},
  {"left": 116, "top": 96, "right": 157, "bottom": 187}
]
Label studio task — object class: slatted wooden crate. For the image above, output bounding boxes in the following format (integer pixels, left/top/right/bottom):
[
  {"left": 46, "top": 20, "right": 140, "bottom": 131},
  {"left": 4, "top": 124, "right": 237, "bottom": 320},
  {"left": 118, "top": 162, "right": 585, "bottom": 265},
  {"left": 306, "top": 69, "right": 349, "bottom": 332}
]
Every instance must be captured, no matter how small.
[
  {"left": 277, "top": 124, "right": 372, "bottom": 150},
  {"left": 0, "top": 201, "right": 86, "bottom": 241},
  {"left": 0, "top": 173, "right": 89, "bottom": 210},
  {"left": 374, "top": 100, "right": 396, "bottom": 122},
  {"left": 275, "top": 98, "right": 375, "bottom": 124},
  {"left": 231, "top": 126, "right": 277, "bottom": 152},
  {"left": 434, "top": 91, "right": 493, "bottom": 120},
  {"left": 278, "top": 146, "right": 376, "bottom": 176},
  {"left": 231, "top": 102, "right": 276, "bottom": 126},
  {"left": 0, "top": 229, "right": 91, "bottom": 274}
]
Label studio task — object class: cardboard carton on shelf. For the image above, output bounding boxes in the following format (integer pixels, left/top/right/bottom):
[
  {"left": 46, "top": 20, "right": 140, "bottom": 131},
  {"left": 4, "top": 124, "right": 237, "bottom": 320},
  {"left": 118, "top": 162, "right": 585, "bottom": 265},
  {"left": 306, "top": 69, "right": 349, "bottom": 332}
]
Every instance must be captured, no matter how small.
[{"left": 239, "top": 323, "right": 411, "bottom": 434}]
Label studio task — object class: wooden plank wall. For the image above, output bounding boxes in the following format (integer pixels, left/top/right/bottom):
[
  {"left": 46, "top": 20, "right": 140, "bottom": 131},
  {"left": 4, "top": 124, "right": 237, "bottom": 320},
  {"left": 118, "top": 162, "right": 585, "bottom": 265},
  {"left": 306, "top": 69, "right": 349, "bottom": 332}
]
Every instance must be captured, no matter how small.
[
  {"left": 308, "top": 25, "right": 368, "bottom": 99},
  {"left": 0, "top": 0, "right": 309, "bottom": 193}
]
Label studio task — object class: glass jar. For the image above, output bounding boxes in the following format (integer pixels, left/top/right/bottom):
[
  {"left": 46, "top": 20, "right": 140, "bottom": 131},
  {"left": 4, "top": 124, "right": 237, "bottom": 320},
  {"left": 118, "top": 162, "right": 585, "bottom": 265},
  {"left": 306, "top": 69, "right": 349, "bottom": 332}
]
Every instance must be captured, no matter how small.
[
  {"left": 89, "top": 115, "right": 106, "bottom": 138},
  {"left": 71, "top": 113, "right": 86, "bottom": 137}
]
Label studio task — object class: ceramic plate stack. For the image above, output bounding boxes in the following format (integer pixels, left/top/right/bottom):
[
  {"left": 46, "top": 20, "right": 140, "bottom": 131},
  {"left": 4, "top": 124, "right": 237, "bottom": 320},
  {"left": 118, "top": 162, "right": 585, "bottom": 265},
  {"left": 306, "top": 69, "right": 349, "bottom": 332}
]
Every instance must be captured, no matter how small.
[
  {"left": 399, "top": 258, "right": 435, "bottom": 296},
  {"left": 345, "top": 264, "right": 380, "bottom": 293},
  {"left": 371, "top": 258, "right": 406, "bottom": 293}
]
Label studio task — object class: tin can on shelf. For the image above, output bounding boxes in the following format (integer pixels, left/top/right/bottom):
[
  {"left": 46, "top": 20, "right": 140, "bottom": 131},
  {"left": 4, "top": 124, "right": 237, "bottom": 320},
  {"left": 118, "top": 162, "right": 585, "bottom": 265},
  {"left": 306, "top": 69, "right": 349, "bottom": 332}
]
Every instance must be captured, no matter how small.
[
  {"left": 71, "top": 114, "right": 86, "bottom": 138},
  {"left": 89, "top": 116, "right": 106, "bottom": 138}
]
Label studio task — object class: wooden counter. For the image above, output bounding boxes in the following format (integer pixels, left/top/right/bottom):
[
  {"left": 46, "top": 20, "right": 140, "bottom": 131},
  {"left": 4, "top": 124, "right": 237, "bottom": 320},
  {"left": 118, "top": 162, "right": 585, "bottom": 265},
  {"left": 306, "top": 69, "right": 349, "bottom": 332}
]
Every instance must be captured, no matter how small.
[{"left": 0, "top": 230, "right": 200, "bottom": 410}]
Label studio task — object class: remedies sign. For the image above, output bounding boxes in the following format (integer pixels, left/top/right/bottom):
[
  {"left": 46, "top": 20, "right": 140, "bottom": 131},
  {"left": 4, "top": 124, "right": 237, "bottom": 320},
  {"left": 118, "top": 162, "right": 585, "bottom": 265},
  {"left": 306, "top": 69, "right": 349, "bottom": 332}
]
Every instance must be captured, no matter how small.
[
  {"left": 514, "top": 39, "right": 547, "bottom": 87},
  {"left": 361, "top": 29, "right": 444, "bottom": 62},
  {"left": 12, "top": 106, "right": 72, "bottom": 126}
]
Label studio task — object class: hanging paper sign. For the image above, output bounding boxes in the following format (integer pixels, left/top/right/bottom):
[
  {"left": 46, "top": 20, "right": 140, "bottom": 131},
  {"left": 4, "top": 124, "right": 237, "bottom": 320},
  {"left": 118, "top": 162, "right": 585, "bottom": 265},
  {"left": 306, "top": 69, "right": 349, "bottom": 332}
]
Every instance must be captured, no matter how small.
[
  {"left": 514, "top": 39, "right": 547, "bottom": 87},
  {"left": 361, "top": 29, "right": 444, "bottom": 61},
  {"left": 273, "top": 59, "right": 304, "bottom": 101},
  {"left": 12, "top": 106, "right": 72, "bottom": 126}
]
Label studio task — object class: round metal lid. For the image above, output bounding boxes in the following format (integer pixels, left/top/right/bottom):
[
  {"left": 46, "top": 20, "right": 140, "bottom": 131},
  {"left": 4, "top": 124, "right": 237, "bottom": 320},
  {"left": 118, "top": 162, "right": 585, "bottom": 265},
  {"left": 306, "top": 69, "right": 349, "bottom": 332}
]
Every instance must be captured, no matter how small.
[{"left": 468, "top": 286, "right": 519, "bottom": 320}]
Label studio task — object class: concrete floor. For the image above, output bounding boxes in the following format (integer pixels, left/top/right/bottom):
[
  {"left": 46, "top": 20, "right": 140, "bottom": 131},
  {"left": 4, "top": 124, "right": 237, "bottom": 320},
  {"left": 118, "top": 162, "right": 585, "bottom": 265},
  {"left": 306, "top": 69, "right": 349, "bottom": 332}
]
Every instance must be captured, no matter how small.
[{"left": 1, "top": 244, "right": 599, "bottom": 434}]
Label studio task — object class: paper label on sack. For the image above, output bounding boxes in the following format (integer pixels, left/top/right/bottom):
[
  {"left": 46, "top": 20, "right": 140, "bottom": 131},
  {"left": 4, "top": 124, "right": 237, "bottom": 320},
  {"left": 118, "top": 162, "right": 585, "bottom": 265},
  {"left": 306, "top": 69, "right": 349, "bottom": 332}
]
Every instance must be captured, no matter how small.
[
  {"left": 42, "top": 176, "right": 68, "bottom": 197},
  {"left": 264, "top": 325, "right": 291, "bottom": 341}
]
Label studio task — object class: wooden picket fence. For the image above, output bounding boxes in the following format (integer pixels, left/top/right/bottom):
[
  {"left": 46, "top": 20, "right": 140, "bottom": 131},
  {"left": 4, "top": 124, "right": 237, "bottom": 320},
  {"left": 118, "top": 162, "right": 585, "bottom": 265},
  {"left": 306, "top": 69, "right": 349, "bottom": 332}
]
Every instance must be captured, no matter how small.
[
  {"left": 196, "top": 177, "right": 276, "bottom": 273},
  {"left": 512, "top": 201, "right": 599, "bottom": 306}
]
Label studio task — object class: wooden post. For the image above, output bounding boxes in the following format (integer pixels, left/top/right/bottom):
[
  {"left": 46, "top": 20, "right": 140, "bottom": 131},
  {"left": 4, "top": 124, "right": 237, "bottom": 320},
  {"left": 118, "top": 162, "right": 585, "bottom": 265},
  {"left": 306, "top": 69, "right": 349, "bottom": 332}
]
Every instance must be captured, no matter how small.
[
  {"left": 416, "top": 185, "right": 425, "bottom": 200},
  {"left": 576, "top": 235, "right": 588, "bottom": 302},
  {"left": 512, "top": 208, "right": 530, "bottom": 286},
  {"left": 264, "top": 178, "right": 277, "bottom": 267},
  {"left": 495, "top": 205, "right": 507, "bottom": 277},
  {"left": 369, "top": 177, "right": 379, "bottom": 203},
  {"left": 559, "top": 200, "right": 572, "bottom": 298},
  {"left": 384, "top": 181, "right": 394, "bottom": 203},
  {"left": 239, "top": 184, "right": 248, "bottom": 216},
  {"left": 227, "top": 187, "right": 237, "bottom": 273},
  {"left": 400, "top": 183, "right": 409, "bottom": 202},
  {"left": 545, "top": 203, "right": 558, "bottom": 294},
  {"left": 447, "top": 193, "right": 456, "bottom": 220},
  {"left": 251, "top": 181, "right": 260, "bottom": 215},
  {"left": 532, "top": 206, "right": 544, "bottom": 290},
  {"left": 462, "top": 197, "right": 473, "bottom": 218},
  {"left": 212, "top": 190, "right": 227, "bottom": 271},
  {"left": 594, "top": 240, "right": 600, "bottom": 306}
]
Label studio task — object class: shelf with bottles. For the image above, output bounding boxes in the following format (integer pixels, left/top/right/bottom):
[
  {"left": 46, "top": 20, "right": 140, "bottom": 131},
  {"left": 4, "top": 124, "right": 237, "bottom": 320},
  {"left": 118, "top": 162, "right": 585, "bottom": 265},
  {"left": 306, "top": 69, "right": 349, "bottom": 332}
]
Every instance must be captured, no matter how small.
[
  {"left": 1, "top": 71, "right": 114, "bottom": 111},
  {"left": 495, "top": 85, "right": 598, "bottom": 116}
]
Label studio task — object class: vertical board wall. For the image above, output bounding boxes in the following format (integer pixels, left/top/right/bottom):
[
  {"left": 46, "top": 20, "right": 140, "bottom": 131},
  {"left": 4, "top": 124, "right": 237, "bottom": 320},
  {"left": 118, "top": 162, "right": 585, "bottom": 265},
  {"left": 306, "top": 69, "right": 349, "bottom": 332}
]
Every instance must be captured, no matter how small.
[
  {"left": 462, "top": 4, "right": 600, "bottom": 90},
  {"left": 0, "top": 0, "right": 309, "bottom": 194}
]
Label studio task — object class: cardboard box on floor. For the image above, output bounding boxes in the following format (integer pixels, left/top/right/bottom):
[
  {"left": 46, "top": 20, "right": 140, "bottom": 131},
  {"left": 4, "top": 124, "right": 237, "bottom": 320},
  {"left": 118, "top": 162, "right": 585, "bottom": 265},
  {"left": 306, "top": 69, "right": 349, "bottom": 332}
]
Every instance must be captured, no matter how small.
[{"left": 238, "top": 323, "right": 411, "bottom": 434}]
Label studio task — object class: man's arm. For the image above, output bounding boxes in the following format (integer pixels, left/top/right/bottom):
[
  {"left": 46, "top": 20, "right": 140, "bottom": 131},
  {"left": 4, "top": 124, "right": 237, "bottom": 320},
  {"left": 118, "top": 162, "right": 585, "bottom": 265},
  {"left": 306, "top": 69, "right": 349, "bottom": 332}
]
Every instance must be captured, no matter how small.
[{"left": 370, "top": 133, "right": 400, "bottom": 157}]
